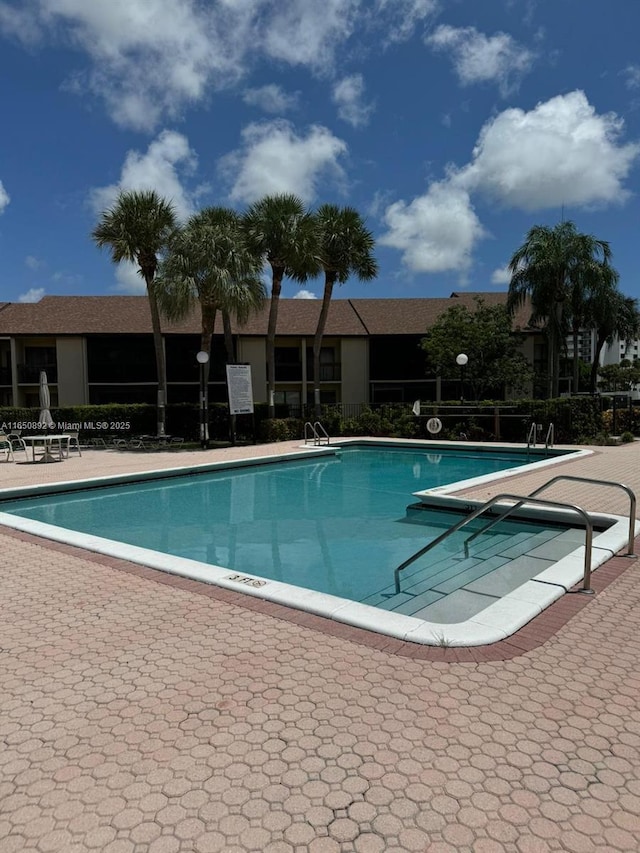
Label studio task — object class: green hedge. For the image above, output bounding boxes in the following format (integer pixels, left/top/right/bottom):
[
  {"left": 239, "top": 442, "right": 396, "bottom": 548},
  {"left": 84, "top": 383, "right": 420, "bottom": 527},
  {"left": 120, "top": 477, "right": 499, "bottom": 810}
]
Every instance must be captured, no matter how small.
[
  {"left": 0, "top": 402, "right": 297, "bottom": 444},
  {"left": 0, "top": 396, "right": 612, "bottom": 445},
  {"left": 315, "top": 398, "right": 605, "bottom": 444}
]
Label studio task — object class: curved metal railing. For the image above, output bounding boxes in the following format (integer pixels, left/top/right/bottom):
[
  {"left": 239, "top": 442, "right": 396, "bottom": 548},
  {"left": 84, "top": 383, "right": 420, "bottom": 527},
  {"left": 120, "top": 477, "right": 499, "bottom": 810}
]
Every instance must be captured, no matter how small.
[
  {"left": 464, "top": 476, "right": 636, "bottom": 558},
  {"left": 394, "top": 493, "right": 595, "bottom": 595}
]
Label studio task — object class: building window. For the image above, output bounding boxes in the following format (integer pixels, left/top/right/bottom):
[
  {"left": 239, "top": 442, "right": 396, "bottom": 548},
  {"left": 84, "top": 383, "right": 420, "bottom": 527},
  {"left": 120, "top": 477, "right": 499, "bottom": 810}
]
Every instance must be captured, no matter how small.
[
  {"left": 275, "top": 347, "right": 302, "bottom": 381},
  {"left": 273, "top": 390, "right": 302, "bottom": 416},
  {"left": 18, "top": 346, "right": 57, "bottom": 383},
  {"left": 306, "top": 347, "right": 340, "bottom": 381}
]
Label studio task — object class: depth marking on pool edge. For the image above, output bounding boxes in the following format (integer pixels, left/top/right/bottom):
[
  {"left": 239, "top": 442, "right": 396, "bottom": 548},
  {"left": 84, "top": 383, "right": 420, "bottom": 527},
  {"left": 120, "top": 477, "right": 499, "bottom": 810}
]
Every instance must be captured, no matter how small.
[{"left": 225, "top": 574, "right": 268, "bottom": 588}]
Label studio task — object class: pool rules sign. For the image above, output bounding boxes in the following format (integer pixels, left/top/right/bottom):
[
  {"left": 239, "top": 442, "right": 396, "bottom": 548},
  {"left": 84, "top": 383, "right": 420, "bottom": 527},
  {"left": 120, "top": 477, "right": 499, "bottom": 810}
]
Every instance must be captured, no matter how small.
[{"left": 226, "top": 364, "right": 255, "bottom": 415}]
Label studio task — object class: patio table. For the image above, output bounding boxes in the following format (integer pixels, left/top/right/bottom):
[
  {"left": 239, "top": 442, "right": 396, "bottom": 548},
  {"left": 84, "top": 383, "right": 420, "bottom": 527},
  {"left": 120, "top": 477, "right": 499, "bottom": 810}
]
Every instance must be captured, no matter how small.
[{"left": 22, "top": 434, "right": 70, "bottom": 463}]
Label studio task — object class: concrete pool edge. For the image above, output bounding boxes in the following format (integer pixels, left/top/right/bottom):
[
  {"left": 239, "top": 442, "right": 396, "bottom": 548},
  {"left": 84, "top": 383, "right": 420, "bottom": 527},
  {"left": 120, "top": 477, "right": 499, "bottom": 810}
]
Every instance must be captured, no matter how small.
[
  {"left": 0, "top": 508, "right": 634, "bottom": 647},
  {"left": 0, "top": 439, "right": 636, "bottom": 647}
]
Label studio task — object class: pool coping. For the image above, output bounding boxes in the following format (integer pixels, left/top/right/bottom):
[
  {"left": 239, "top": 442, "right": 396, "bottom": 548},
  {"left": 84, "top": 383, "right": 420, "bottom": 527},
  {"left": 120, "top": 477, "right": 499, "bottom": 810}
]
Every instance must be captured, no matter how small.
[
  {"left": 1, "top": 438, "right": 637, "bottom": 648},
  {"left": 1, "top": 523, "right": 638, "bottom": 662}
]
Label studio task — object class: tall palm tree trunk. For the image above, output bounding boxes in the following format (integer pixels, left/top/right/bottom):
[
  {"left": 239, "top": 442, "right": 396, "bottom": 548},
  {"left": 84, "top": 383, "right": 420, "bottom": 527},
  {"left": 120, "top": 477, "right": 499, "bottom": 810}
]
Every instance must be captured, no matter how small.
[
  {"left": 313, "top": 274, "right": 336, "bottom": 417},
  {"left": 200, "top": 304, "right": 216, "bottom": 388},
  {"left": 222, "top": 310, "right": 236, "bottom": 442},
  {"left": 222, "top": 311, "right": 235, "bottom": 364},
  {"left": 572, "top": 325, "right": 580, "bottom": 395},
  {"left": 590, "top": 334, "right": 607, "bottom": 393},
  {"left": 266, "top": 267, "right": 284, "bottom": 418},
  {"left": 146, "top": 278, "right": 168, "bottom": 436},
  {"left": 551, "top": 299, "right": 564, "bottom": 398}
]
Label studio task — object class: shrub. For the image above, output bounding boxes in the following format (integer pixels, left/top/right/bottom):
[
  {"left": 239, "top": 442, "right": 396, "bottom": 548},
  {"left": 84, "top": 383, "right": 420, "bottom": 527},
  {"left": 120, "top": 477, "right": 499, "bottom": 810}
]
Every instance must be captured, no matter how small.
[
  {"left": 353, "top": 407, "right": 395, "bottom": 437},
  {"left": 259, "top": 418, "right": 303, "bottom": 443},
  {"left": 620, "top": 431, "right": 636, "bottom": 443}
]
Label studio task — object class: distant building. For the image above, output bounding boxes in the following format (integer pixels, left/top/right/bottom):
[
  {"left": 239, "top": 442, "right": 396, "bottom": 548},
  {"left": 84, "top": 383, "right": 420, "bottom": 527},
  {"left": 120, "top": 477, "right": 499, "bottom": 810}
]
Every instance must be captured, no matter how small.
[
  {"left": 601, "top": 335, "right": 640, "bottom": 367},
  {"left": 565, "top": 328, "right": 597, "bottom": 365}
]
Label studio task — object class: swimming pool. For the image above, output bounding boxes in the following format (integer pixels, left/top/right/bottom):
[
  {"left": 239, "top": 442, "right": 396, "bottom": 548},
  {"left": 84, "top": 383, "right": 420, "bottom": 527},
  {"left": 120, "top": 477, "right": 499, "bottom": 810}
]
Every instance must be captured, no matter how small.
[
  {"left": 0, "top": 444, "right": 571, "bottom": 594},
  {"left": 0, "top": 439, "right": 633, "bottom": 645}
]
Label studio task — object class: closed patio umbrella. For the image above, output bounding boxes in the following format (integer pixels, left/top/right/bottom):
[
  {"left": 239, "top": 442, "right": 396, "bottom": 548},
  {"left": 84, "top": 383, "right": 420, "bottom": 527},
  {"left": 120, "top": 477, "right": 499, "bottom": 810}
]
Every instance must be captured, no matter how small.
[{"left": 39, "top": 370, "right": 55, "bottom": 430}]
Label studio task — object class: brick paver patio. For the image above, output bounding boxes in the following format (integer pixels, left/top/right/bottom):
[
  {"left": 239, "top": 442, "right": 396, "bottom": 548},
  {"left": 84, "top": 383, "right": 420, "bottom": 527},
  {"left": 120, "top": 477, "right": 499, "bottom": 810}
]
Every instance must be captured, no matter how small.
[{"left": 1, "top": 440, "right": 639, "bottom": 852}]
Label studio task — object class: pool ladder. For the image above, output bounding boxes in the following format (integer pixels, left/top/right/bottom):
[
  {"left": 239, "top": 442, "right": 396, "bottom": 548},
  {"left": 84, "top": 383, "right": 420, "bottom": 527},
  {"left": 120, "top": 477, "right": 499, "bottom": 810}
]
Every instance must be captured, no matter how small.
[
  {"left": 393, "top": 475, "right": 636, "bottom": 596},
  {"left": 304, "top": 421, "right": 330, "bottom": 446},
  {"left": 527, "top": 422, "right": 554, "bottom": 454}
]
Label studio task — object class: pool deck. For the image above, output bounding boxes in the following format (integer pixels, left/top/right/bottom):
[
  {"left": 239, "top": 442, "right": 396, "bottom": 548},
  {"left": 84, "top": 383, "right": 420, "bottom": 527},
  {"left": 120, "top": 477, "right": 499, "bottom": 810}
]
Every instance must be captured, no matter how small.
[{"left": 1, "top": 439, "right": 640, "bottom": 852}]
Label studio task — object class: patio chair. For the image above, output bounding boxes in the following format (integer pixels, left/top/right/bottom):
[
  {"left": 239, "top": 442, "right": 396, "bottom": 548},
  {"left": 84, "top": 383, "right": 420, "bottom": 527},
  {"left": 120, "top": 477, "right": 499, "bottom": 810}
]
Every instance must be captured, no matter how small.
[
  {"left": 0, "top": 432, "right": 14, "bottom": 462},
  {"left": 7, "top": 431, "right": 28, "bottom": 460},
  {"left": 61, "top": 430, "right": 82, "bottom": 458},
  {"left": 168, "top": 436, "right": 184, "bottom": 450},
  {"left": 112, "top": 436, "right": 157, "bottom": 451}
]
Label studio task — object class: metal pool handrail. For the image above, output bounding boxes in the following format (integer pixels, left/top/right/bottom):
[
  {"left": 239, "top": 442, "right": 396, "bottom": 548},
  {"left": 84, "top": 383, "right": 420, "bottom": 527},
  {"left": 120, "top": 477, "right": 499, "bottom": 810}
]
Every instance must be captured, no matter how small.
[
  {"left": 304, "top": 421, "right": 330, "bottom": 446},
  {"left": 394, "top": 493, "right": 595, "bottom": 595},
  {"left": 545, "top": 423, "right": 554, "bottom": 448},
  {"left": 464, "top": 476, "right": 636, "bottom": 558},
  {"left": 526, "top": 422, "right": 554, "bottom": 455}
]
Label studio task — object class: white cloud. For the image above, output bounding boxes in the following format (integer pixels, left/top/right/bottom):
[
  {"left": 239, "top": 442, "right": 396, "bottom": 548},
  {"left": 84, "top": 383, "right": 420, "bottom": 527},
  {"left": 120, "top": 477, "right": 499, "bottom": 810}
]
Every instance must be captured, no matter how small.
[
  {"left": 0, "top": 3, "right": 40, "bottom": 43},
  {"left": 374, "top": 0, "right": 439, "bottom": 44},
  {"left": 262, "top": 0, "right": 360, "bottom": 70},
  {"left": 18, "top": 287, "right": 45, "bottom": 303},
  {"left": 25, "top": 255, "right": 43, "bottom": 270},
  {"left": 51, "top": 270, "right": 83, "bottom": 287},
  {"left": 426, "top": 25, "right": 534, "bottom": 95},
  {"left": 243, "top": 84, "right": 299, "bottom": 114},
  {"left": 624, "top": 64, "right": 640, "bottom": 90},
  {"left": 113, "top": 261, "right": 145, "bottom": 294},
  {"left": 0, "top": 179, "right": 9, "bottom": 213},
  {"left": 380, "top": 181, "right": 485, "bottom": 274},
  {"left": 455, "top": 90, "right": 640, "bottom": 210},
  {"left": 0, "top": 0, "right": 261, "bottom": 131},
  {"left": 293, "top": 289, "right": 317, "bottom": 299},
  {"left": 90, "top": 129, "right": 199, "bottom": 221},
  {"left": 222, "top": 120, "right": 347, "bottom": 204},
  {"left": 332, "top": 74, "right": 374, "bottom": 128},
  {"left": 491, "top": 265, "right": 511, "bottom": 285},
  {"left": 381, "top": 90, "right": 640, "bottom": 276},
  {"left": 0, "top": 1, "right": 439, "bottom": 130}
]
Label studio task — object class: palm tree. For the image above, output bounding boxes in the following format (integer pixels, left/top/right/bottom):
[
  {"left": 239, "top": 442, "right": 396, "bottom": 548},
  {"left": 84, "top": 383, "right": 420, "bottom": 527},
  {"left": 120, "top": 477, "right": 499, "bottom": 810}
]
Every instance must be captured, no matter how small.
[
  {"left": 586, "top": 290, "right": 640, "bottom": 393},
  {"left": 507, "top": 221, "right": 614, "bottom": 398},
  {"left": 242, "top": 194, "right": 319, "bottom": 417},
  {"left": 567, "top": 258, "right": 619, "bottom": 394},
  {"left": 155, "top": 207, "right": 267, "bottom": 435},
  {"left": 92, "top": 189, "right": 177, "bottom": 436},
  {"left": 312, "top": 205, "right": 378, "bottom": 415}
]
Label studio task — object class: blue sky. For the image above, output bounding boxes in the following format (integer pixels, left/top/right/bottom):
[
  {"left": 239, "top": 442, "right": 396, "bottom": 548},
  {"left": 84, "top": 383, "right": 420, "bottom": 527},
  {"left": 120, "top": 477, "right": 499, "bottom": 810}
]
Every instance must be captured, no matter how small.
[{"left": 1, "top": 0, "right": 639, "bottom": 305}]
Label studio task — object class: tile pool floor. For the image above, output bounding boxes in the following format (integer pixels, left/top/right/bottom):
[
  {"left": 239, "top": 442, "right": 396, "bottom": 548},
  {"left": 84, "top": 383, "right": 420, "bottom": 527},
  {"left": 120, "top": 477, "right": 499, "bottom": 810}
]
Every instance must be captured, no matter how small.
[{"left": 1, "top": 438, "right": 640, "bottom": 851}]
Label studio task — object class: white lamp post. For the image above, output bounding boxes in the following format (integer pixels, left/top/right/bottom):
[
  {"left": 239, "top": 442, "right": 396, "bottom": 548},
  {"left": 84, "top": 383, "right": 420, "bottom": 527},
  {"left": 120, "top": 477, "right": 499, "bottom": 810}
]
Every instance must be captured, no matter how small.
[
  {"left": 196, "top": 351, "right": 210, "bottom": 449},
  {"left": 456, "top": 353, "right": 468, "bottom": 404}
]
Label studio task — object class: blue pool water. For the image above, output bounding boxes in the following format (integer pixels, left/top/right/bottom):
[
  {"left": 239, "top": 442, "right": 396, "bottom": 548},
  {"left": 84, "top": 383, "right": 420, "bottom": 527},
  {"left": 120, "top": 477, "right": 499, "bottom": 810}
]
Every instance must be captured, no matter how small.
[{"left": 0, "top": 445, "right": 569, "bottom": 602}]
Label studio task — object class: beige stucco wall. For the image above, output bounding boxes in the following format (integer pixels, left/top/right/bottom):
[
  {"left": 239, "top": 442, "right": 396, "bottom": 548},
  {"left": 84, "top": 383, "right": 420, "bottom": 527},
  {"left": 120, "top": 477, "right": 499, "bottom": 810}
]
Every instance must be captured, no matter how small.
[
  {"left": 56, "top": 338, "right": 88, "bottom": 406},
  {"left": 236, "top": 338, "right": 267, "bottom": 403},
  {"left": 340, "top": 338, "right": 368, "bottom": 404}
]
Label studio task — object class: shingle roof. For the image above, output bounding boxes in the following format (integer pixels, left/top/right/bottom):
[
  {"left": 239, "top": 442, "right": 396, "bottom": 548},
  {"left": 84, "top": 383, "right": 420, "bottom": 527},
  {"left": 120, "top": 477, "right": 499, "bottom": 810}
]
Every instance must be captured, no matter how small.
[{"left": 0, "top": 292, "right": 535, "bottom": 336}]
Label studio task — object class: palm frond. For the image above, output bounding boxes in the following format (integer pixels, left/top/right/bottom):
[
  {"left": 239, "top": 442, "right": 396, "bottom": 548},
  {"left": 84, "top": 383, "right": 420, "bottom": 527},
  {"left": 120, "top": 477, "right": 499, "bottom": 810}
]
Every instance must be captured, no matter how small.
[
  {"left": 92, "top": 189, "right": 177, "bottom": 278},
  {"left": 314, "top": 204, "right": 378, "bottom": 285}
]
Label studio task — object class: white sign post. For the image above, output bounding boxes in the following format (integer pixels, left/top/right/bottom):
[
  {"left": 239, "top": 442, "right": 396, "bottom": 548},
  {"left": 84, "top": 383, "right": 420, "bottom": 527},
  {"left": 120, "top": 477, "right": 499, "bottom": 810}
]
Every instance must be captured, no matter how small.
[
  {"left": 226, "top": 364, "right": 255, "bottom": 415},
  {"left": 226, "top": 364, "right": 256, "bottom": 445}
]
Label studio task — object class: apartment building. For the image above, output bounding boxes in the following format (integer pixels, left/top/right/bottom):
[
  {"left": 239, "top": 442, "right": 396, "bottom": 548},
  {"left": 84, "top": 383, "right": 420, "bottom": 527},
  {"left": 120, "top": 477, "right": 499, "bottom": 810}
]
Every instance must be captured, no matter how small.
[{"left": 0, "top": 292, "right": 535, "bottom": 410}]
